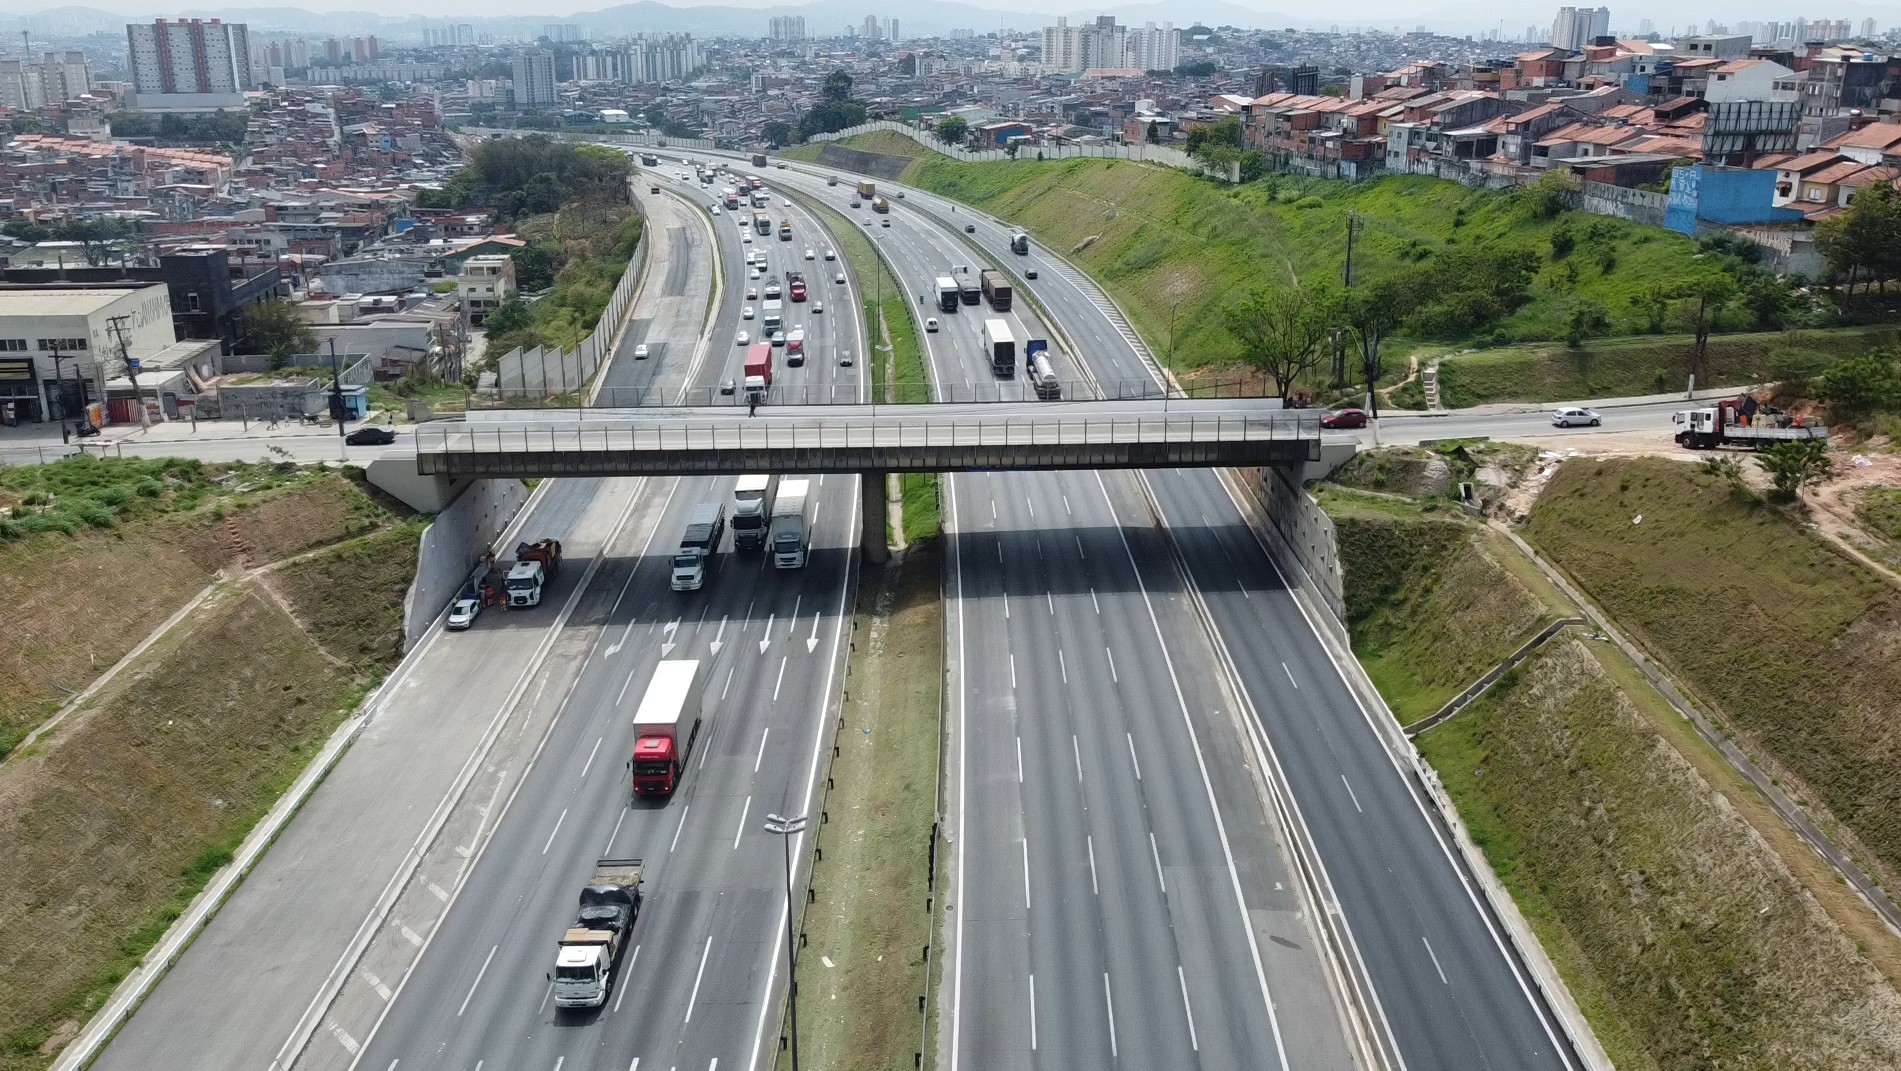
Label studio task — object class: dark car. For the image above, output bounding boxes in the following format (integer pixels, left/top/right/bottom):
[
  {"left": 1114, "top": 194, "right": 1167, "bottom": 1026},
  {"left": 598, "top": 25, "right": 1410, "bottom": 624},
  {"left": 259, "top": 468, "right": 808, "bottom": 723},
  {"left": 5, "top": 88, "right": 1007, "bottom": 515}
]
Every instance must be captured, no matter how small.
[
  {"left": 1319, "top": 408, "right": 1368, "bottom": 430},
  {"left": 345, "top": 426, "right": 397, "bottom": 445},
  {"left": 964, "top": 223, "right": 976, "bottom": 233},
  {"left": 1026, "top": 269, "right": 1038, "bottom": 279}
]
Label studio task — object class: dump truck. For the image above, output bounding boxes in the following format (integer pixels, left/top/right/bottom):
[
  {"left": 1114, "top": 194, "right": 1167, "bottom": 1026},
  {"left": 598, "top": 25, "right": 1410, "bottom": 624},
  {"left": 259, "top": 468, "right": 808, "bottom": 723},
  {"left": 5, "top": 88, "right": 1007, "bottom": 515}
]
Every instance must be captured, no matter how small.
[
  {"left": 628, "top": 660, "right": 706, "bottom": 796},
  {"left": 871, "top": 196, "right": 890, "bottom": 213},
  {"left": 1010, "top": 232, "right": 1030, "bottom": 255},
  {"left": 503, "top": 539, "right": 563, "bottom": 607},
  {"left": 1673, "top": 394, "right": 1829, "bottom": 450},
  {"left": 935, "top": 276, "right": 960, "bottom": 312},
  {"left": 856, "top": 180, "right": 876, "bottom": 199},
  {"left": 551, "top": 858, "right": 644, "bottom": 1009},
  {"left": 670, "top": 500, "right": 726, "bottom": 592},
  {"left": 770, "top": 477, "right": 813, "bottom": 569},
  {"left": 984, "top": 319, "right": 1016, "bottom": 377},
  {"left": 752, "top": 153, "right": 769, "bottom": 167},
  {"left": 732, "top": 474, "right": 779, "bottom": 550},
  {"left": 1025, "top": 339, "right": 1060, "bottom": 399},
  {"left": 980, "top": 269, "right": 1012, "bottom": 312}
]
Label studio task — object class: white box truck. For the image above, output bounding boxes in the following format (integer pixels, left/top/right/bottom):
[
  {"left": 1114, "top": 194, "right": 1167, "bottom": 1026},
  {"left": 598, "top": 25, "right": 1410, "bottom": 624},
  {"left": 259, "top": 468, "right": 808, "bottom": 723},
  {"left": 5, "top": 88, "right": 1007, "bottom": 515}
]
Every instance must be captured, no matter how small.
[{"left": 769, "top": 477, "right": 813, "bottom": 569}]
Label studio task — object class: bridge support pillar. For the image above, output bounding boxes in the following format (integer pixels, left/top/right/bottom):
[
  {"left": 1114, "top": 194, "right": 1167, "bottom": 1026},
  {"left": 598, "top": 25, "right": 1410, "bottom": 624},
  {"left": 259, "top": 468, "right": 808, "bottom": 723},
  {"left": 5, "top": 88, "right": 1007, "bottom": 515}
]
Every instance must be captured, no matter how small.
[{"left": 861, "top": 469, "right": 889, "bottom": 565}]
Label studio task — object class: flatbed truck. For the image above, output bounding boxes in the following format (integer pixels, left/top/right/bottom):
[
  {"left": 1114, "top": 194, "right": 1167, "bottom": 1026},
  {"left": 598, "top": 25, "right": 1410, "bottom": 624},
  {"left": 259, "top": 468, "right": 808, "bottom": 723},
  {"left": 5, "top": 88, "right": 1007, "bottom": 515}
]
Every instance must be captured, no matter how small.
[
  {"left": 550, "top": 858, "right": 644, "bottom": 1009},
  {"left": 1673, "top": 395, "right": 1829, "bottom": 450}
]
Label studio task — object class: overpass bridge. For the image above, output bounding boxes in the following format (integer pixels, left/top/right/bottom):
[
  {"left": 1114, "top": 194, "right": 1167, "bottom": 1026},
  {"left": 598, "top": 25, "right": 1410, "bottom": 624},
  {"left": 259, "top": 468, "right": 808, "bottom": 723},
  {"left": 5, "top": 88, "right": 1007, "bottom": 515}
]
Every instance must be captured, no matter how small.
[{"left": 414, "top": 401, "right": 1324, "bottom": 560}]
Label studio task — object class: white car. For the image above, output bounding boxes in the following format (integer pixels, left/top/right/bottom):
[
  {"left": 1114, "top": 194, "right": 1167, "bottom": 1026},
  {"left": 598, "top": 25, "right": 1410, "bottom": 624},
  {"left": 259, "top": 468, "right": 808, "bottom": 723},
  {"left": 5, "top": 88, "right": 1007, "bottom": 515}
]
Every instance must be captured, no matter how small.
[
  {"left": 710, "top": 205, "right": 721, "bottom": 214},
  {"left": 1552, "top": 406, "right": 1602, "bottom": 427},
  {"left": 743, "top": 234, "right": 753, "bottom": 243},
  {"left": 925, "top": 317, "right": 939, "bottom": 332},
  {"left": 746, "top": 286, "right": 758, "bottom": 299},
  {"left": 446, "top": 597, "right": 480, "bottom": 631},
  {"left": 770, "top": 330, "right": 786, "bottom": 346},
  {"left": 736, "top": 330, "right": 751, "bottom": 346},
  {"left": 742, "top": 305, "right": 755, "bottom": 319},
  {"left": 804, "top": 248, "right": 816, "bottom": 260},
  {"left": 782, "top": 198, "right": 792, "bottom": 207},
  {"left": 812, "top": 301, "right": 823, "bottom": 314},
  {"left": 824, "top": 249, "right": 836, "bottom": 261},
  {"left": 634, "top": 343, "right": 650, "bottom": 359},
  {"left": 834, "top": 272, "right": 846, "bottom": 284}
]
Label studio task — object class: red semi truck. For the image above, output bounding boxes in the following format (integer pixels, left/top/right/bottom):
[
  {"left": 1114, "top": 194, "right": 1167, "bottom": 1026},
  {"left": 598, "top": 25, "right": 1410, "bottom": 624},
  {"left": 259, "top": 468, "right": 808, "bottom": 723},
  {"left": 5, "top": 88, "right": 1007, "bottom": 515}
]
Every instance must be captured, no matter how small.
[
  {"left": 786, "top": 270, "right": 807, "bottom": 302},
  {"left": 627, "top": 660, "right": 706, "bottom": 797}
]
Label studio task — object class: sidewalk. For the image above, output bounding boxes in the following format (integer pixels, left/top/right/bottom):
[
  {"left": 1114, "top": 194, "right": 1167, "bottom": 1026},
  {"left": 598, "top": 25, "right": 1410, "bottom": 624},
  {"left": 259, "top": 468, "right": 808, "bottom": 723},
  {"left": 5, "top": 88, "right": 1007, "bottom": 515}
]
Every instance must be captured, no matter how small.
[{"left": 1387, "top": 384, "right": 1746, "bottom": 420}]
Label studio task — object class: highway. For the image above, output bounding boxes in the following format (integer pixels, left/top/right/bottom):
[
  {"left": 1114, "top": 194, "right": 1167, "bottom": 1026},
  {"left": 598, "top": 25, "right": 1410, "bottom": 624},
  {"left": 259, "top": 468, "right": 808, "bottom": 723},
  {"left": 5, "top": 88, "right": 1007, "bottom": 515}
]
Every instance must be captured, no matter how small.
[
  {"left": 345, "top": 161, "right": 866, "bottom": 1071},
  {"left": 720, "top": 156, "right": 1361, "bottom": 1071},
  {"left": 752, "top": 153, "right": 1588, "bottom": 1071}
]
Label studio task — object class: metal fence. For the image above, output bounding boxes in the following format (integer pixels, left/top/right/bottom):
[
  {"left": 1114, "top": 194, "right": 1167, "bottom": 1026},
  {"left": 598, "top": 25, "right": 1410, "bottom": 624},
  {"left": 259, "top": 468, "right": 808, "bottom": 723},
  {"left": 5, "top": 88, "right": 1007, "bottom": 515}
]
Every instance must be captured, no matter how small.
[
  {"left": 417, "top": 410, "right": 1322, "bottom": 455},
  {"left": 470, "top": 376, "right": 1270, "bottom": 410},
  {"left": 805, "top": 118, "right": 1205, "bottom": 173}
]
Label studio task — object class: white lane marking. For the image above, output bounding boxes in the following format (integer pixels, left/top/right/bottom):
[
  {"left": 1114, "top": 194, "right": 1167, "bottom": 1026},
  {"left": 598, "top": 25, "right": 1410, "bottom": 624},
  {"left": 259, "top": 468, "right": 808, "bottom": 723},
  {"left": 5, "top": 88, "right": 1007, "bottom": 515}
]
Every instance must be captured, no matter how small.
[
  {"left": 614, "top": 945, "right": 640, "bottom": 1013},
  {"left": 807, "top": 611, "right": 821, "bottom": 652},
  {"left": 606, "top": 809, "right": 627, "bottom": 853},
  {"left": 1016, "top": 736, "right": 1024, "bottom": 783},
  {"left": 734, "top": 795, "right": 751, "bottom": 849},
  {"left": 1150, "top": 831, "right": 1167, "bottom": 893},
  {"left": 458, "top": 945, "right": 498, "bottom": 1016},
  {"left": 1003, "top": 592, "right": 1010, "bottom": 619},
  {"left": 991, "top": 499, "right": 996, "bottom": 520},
  {"left": 1283, "top": 662, "right": 1299, "bottom": 689},
  {"left": 554, "top": 1059, "right": 564, "bottom": 1071},
  {"left": 997, "top": 541, "right": 1002, "bottom": 563},
  {"left": 710, "top": 614, "right": 728, "bottom": 655},
  {"left": 1103, "top": 973, "right": 1119, "bottom": 1058},
  {"left": 1009, "top": 653, "right": 1016, "bottom": 689},
  {"left": 1028, "top": 973, "right": 1037, "bottom": 1050},
  {"left": 629, "top": 1059, "right": 640, "bottom": 1071},
  {"left": 1105, "top": 646, "right": 1118, "bottom": 684},
  {"left": 1179, "top": 965, "right": 1200, "bottom": 1051},
  {"left": 1087, "top": 834, "right": 1099, "bottom": 895},
  {"left": 542, "top": 808, "right": 567, "bottom": 854},
  {"left": 1090, "top": 587, "right": 1100, "bottom": 614},
  {"left": 1342, "top": 774, "right": 1365, "bottom": 814},
  {"left": 723, "top": 666, "right": 735, "bottom": 700},
  {"left": 1072, "top": 735, "right": 1083, "bottom": 784},
  {"left": 669, "top": 804, "right": 691, "bottom": 853},
  {"left": 790, "top": 596, "right": 802, "bottom": 629},
  {"left": 400, "top": 925, "right": 422, "bottom": 947},
  {"left": 684, "top": 935, "right": 714, "bottom": 1023},
  {"left": 1075, "top": 535, "right": 1087, "bottom": 560},
  {"left": 1063, "top": 493, "right": 1071, "bottom": 515},
  {"left": 580, "top": 736, "right": 603, "bottom": 779},
  {"left": 1094, "top": 470, "right": 1292, "bottom": 1071},
  {"left": 327, "top": 1026, "right": 359, "bottom": 1055},
  {"left": 755, "top": 728, "right": 770, "bottom": 773},
  {"left": 617, "top": 666, "right": 640, "bottom": 706},
  {"left": 1058, "top": 648, "right": 1067, "bottom": 684},
  {"left": 537, "top": 982, "right": 552, "bottom": 1014},
  {"left": 1047, "top": 591, "right": 1054, "bottom": 615},
  {"left": 1127, "top": 733, "right": 1142, "bottom": 780},
  {"left": 1423, "top": 936, "right": 1449, "bottom": 985},
  {"left": 773, "top": 655, "right": 788, "bottom": 701},
  {"left": 1022, "top": 837, "right": 1031, "bottom": 909},
  {"left": 758, "top": 611, "right": 775, "bottom": 653},
  {"left": 362, "top": 969, "right": 391, "bottom": 1001}
]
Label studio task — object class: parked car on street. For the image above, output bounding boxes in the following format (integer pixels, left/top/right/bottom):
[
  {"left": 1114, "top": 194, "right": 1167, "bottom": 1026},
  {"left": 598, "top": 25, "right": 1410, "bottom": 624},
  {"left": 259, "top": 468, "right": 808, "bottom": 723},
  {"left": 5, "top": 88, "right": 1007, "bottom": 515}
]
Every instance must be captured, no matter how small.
[
  {"left": 634, "top": 343, "right": 650, "bottom": 359},
  {"left": 446, "top": 597, "right": 480, "bottom": 630},
  {"left": 345, "top": 426, "right": 397, "bottom": 445}
]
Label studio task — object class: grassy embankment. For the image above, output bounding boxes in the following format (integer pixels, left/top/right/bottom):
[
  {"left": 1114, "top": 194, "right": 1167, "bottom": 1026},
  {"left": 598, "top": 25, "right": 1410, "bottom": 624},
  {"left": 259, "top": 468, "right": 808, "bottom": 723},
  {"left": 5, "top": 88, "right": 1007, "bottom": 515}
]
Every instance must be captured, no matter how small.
[
  {"left": 1323, "top": 457, "right": 1901, "bottom": 1069},
  {"left": 1404, "top": 323, "right": 1901, "bottom": 407},
  {"left": 482, "top": 203, "right": 645, "bottom": 362},
  {"left": 807, "top": 198, "right": 940, "bottom": 541},
  {"left": 802, "top": 132, "right": 1892, "bottom": 405},
  {"left": 784, "top": 545, "right": 944, "bottom": 1071},
  {"left": 0, "top": 461, "right": 419, "bottom": 1069}
]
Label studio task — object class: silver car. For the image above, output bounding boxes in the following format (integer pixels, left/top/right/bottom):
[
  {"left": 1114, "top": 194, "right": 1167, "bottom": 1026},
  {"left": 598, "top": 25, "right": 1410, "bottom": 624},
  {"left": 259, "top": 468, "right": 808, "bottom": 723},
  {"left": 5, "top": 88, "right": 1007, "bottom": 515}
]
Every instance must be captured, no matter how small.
[{"left": 1552, "top": 406, "right": 1601, "bottom": 427}]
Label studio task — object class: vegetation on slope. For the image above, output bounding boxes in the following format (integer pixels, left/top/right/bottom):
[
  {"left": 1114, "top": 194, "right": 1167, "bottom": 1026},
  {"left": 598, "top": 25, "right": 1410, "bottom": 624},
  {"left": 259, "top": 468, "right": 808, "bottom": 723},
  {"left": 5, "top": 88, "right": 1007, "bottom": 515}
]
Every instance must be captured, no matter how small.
[
  {"left": 1422, "top": 638, "right": 1901, "bottom": 1071},
  {"left": 1526, "top": 458, "right": 1901, "bottom": 898},
  {"left": 479, "top": 204, "right": 644, "bottom": 360}
]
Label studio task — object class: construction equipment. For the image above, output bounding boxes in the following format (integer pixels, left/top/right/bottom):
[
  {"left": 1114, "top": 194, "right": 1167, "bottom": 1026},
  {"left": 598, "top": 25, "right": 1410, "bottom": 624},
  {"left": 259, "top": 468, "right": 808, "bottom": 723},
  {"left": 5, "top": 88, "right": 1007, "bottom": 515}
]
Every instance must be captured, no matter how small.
[{"left": 1673, "top": 393, "right": 1829, "bottom": 450}]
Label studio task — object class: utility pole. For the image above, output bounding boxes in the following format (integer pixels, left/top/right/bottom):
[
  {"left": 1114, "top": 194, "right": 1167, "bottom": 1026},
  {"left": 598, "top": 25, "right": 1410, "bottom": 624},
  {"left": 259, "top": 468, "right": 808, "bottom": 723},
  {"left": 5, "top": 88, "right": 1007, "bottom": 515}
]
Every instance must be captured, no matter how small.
[
  {"left": 327, "top": 338, "right": 349, "bottom": 461},
  {"left": 106, "top": 314, "right": 149, "bottom": 429}
]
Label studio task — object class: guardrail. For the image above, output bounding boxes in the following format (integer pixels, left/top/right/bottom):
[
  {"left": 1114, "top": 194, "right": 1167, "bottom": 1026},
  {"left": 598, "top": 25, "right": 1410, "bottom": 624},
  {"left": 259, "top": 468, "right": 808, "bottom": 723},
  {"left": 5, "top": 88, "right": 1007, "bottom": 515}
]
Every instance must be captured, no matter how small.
[{"left": 416, "top": 411, "right": 1321, "bottom": 455}]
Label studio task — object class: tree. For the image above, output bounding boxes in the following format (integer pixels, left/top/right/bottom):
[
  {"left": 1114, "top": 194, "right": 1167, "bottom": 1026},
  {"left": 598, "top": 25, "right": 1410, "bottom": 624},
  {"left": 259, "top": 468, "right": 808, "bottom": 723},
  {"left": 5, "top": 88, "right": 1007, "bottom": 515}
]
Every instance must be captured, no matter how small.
[
  {"left": 1173, "top": 60, "right": 1217, "bottom": 77},
  {"left": 822, "top": 69, "right": 854, "bottom": 103},
  {"left": 510, "top": 242, "right": 558, "bottom": 291},
  {"left": 56, "top": 218, "right": 130, "bottom": 266},
  {"left": 1, "top": 220, "right": 49, "bottom": 243},
  {"left": 1144, "top": 119, "right": 1160, "bottom": 144},
  {"left": 1222, "top": 281, "right": 1338, "bottom": 402},
  {"left": 1671, "top": 273, "right": 1737, "bottom": 384},
  {"left": 1518, "top": 169, "right": 1579, "bottom": 219},
  {"left": 936, "top": 116, "right": 969, "bottom": 145},
  {"left": 242, "top": 298, "right": 318, "bottom": 367},
  {"left": 1563, "top": 298, "right": 1610, "bottom": 347},
  {"left": 520, "top": 171, "right": 567, "bottom": 215},
  {"left": 1757, "top": 438, "right": 1835, "bottom": 501},
  {"left": 1816, "top": 181, "right": 1901, "bottom": 295},
  {"left": 761, "top": 120, "right": 792, "bottom": 148},
  {"left": 1184, "top": 115, "right": 1242, "bottom": 158},
  {"left": 1817, "top": 349, "right": 1901, "bottom": 420},
  {"left": 1630, "top": 283, "right": 1671, "bottom": 333},
  {"left": 1343, "top": 269, "right": 1425, "bottom": 420},
  {"left": 1740, "top": 272, "right": 1796, "bottom": 331}
]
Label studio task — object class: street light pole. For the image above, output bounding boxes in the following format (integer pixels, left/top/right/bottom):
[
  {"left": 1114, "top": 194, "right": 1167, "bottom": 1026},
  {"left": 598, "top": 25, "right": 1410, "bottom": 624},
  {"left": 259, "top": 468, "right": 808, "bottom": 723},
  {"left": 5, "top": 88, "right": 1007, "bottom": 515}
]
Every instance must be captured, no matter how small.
[{"left": 763, "top": 812, "right": 808, "bottom": 1071}]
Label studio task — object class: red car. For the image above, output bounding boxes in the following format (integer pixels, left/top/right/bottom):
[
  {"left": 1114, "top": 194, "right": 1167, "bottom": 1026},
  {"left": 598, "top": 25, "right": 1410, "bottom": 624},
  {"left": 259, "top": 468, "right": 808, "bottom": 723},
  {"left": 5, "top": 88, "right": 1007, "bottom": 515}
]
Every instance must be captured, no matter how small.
[{"left": 1320, "top": 408, "right": 1368, "bottom": 429}]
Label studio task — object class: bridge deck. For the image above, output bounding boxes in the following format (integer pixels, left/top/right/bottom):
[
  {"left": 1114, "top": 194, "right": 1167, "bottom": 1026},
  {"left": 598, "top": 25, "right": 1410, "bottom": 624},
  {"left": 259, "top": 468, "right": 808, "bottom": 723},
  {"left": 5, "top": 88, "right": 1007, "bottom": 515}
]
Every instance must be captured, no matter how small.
[{"left": 414, "top": 406, "right": 1322, "bottom": 477}]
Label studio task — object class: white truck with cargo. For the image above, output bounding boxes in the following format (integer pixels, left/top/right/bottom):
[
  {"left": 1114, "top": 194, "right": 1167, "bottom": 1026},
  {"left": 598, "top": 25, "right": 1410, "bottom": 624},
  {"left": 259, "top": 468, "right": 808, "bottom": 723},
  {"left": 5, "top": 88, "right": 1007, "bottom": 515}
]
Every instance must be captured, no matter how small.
[
  {"left": 550, "top": 858, "right": 644, "bottom": 1009},
  {"left": 1673, "top": 394, "right": 1828, "bottom": 450},
  {"left": 769, "top": 477, "right": 813, "bottom": 569},
  {"left": 732, "top": 474, "right": 779, "bottom": 550},
  {"left": 670, "top": 500, "right": 726, "bottom": 591}
]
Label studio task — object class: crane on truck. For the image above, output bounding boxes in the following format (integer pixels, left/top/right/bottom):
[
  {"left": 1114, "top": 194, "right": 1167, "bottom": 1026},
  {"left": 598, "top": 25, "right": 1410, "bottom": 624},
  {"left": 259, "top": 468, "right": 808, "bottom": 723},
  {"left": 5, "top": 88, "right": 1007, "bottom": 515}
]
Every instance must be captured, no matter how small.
[
  {"left": 627, "top": 660, "right": 706, "bottom": 796},
  {"left": 786, "top": 270, "right": 807, "bottom": 302},
  {"left": 550, "top": 858, "right": 644, "bottom": 1009},
  {"left": 1673, "top": 393, "right": 1829, "bottom": 450}
]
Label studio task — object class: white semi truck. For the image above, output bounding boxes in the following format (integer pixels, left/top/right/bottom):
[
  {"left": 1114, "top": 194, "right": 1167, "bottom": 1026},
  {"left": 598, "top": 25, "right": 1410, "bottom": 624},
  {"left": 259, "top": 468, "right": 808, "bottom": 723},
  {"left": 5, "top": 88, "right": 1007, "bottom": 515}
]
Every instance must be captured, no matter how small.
[
  {"left": 769, "top": 477, "right": 813, "bottom": 569},
  {"left": 732, "top": 474, "right": 779, "bottom": 550}
]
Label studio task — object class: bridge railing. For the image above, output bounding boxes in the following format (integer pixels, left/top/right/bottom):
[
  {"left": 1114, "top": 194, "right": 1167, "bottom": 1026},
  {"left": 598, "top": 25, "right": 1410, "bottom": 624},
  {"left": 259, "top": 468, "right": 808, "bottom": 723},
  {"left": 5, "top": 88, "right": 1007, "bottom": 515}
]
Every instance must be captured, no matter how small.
[
  {"left": 479, "top": 376, "right": 1265, "bottom": 409},
  {"left": 414, "top": 411, "right": 1322, "bottom": 456}
]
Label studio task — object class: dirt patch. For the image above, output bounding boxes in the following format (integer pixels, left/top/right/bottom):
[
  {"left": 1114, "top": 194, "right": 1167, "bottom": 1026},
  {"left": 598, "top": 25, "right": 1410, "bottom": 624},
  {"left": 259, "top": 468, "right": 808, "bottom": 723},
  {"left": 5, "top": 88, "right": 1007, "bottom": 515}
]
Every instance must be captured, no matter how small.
[
  {"left": 1420, "top": 638, "right": 1901, "bottom": 1071},
  {"left": 1804, "top": 455, "right": 1901, "bottom": 585},
  {"left": 1525, "top": 458, "right": 1901, "bottom": 908},
  {"left": 0, "top": 582, "right": 380, "bottom": 1068},
  {"left": 789, "top": 546, "right": 942, "bottom": 1071}
]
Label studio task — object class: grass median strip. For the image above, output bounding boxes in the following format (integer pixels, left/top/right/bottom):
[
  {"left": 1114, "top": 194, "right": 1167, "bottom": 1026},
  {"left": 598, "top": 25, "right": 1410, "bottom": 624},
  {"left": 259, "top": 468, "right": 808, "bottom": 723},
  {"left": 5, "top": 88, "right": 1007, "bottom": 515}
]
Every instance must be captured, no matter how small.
[{"left": 786, "top": 545, "right": 944, "bottom": 1071}]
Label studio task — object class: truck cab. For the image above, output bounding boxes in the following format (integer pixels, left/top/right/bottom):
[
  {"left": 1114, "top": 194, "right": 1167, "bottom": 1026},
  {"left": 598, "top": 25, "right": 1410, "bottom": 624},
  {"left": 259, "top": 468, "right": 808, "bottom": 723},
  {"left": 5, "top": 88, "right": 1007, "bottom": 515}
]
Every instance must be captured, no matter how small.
[
  {"left": 505, "top": 561, "right": 546, "bottom": 607},
  {"left": 551, "top": 858, "right": 643, "bottom": 1009}
]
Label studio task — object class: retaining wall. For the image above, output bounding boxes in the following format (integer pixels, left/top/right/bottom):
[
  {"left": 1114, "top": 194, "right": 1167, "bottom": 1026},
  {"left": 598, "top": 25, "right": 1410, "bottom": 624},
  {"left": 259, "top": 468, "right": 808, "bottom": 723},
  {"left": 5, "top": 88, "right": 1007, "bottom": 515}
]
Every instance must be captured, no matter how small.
[{"left": 398, "top": 476, "right": 529, "bottom": 649}]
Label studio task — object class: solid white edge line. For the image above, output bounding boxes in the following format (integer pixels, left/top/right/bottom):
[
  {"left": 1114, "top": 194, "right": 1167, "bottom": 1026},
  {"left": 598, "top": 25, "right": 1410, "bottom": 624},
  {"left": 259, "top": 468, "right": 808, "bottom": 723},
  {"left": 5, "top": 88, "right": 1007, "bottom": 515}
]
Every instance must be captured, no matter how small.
[
  {"left": 456, "top": 946, "right": 496, "bottom": 1017},
  {"left": 1178, "top": 964, "right": 1200, "bottom": 1051},
  {"left": 580, "top": 737, "right": 603, "bottom": 780}
]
